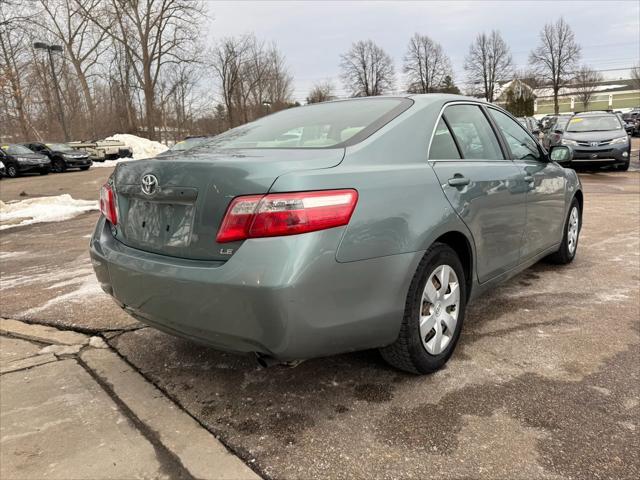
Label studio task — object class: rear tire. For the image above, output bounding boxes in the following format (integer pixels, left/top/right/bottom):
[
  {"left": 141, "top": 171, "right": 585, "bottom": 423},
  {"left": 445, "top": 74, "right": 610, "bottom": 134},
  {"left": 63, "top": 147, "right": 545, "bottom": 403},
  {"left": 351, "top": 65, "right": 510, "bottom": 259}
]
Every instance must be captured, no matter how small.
[
  {"left": 380, "top": 243, "right": 467, "bottom": 374},
  {"left": 39, "top": 169, "right": 49, "bottom": 175},
  {"left": 547, "top": 198, "right": 580, "bottom": 264}
]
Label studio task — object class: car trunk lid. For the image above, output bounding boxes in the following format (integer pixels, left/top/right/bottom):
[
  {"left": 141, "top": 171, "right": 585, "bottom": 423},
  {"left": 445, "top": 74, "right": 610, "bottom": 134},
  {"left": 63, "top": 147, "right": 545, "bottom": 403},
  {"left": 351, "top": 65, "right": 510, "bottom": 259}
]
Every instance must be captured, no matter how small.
[{"left": 110, "top": 148, "right": 344, "bottom": 261}]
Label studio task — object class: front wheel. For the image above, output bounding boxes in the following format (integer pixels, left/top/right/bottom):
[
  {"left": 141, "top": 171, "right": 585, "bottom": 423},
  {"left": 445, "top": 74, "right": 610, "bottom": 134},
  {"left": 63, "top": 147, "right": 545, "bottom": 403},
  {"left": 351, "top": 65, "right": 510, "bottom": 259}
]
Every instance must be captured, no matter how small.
[
  {"left": 51, "top": 158, "right": 66, "bottom": 173},
  {"left": 6, "top": 164, "right": 18, "bottom": 178},
  {"left": 547, "top": 199, "right": 581, "bottom": 264},
  {"left": 380, "top": 243, "right": 466, "bottom": 374}
]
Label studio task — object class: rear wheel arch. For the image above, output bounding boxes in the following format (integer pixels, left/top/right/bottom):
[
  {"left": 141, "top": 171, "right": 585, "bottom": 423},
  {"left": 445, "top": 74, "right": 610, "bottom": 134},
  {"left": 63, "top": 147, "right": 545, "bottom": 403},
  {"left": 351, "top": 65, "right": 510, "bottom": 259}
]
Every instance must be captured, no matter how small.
[{"left": 432, "top": 231, "right": 474, "bottom": 301}]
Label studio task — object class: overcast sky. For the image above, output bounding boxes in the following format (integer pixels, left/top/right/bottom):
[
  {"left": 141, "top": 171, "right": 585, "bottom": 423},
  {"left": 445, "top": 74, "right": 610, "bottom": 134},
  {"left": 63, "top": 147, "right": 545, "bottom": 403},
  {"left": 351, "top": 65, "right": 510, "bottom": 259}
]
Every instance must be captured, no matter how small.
[{"left": 204, "top": 0, "right": 640, "bottom": 102}]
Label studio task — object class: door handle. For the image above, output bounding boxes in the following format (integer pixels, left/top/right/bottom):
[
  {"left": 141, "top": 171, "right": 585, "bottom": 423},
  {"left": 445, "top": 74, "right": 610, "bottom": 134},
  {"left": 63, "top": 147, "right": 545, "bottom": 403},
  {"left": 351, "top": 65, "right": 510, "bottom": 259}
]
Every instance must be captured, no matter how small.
[
  {"left": 448, "top": 175, "right": 470, "bottom": 187},
  {"left": 524, "top": 175, "right": 534, "bottom": 183}
]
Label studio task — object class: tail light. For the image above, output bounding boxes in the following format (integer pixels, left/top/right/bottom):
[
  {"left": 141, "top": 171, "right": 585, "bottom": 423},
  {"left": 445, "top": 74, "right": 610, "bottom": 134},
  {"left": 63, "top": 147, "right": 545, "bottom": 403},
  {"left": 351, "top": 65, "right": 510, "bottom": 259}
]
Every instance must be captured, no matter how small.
[
  {"left": 100, "top": 183, "right": 118, "bottom": 225},
  {"left": 217, "top": 189, "right": 358, "bottom": 243}
]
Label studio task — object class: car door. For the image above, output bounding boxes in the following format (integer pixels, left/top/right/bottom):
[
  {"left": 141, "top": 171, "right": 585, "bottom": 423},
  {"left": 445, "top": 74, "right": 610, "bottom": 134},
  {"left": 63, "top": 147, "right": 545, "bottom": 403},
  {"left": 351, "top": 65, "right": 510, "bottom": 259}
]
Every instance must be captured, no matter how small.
[
  {"left": 429, "top": 103, "right": 528, "bottom": 283},
  {"left": 487, "top": 107, "right": 567, "bottom": 260}
]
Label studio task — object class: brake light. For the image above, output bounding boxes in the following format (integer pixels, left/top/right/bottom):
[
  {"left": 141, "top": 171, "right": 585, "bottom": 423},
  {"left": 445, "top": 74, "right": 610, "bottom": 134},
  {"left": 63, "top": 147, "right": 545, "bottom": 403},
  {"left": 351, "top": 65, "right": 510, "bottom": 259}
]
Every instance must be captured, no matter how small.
[
  {"left": 216, "top": 189, "right": 358, "bottom": 243},
  {"left": 100, "top": 183, "right": 118, "bottom": 225}
]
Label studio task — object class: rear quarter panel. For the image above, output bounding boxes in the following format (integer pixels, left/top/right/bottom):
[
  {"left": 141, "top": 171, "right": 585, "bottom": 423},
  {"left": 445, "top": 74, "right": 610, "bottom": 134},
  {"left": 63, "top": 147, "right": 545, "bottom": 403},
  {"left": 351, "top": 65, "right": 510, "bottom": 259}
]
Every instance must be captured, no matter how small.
[{"left": 270, "top": 97, "right": 476, "bottom": 265}]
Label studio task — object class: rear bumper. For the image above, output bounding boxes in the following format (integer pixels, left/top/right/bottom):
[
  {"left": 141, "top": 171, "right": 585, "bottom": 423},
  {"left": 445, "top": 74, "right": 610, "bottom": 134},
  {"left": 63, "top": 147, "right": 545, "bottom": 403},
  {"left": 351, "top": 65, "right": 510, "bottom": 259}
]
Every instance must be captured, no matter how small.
[{"left": 90, "top": 217, "right": 419, "bottom": 360}]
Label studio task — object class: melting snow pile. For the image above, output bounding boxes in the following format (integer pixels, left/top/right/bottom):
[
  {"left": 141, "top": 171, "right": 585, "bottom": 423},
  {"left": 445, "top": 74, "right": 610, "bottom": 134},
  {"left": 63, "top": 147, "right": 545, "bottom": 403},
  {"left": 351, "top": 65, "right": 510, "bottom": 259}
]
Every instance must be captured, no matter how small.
[
  {"left": 92, "top": 133, "right": 169, "bottom": 168},
  {"left": 0, "top": 194, "right": 98, "bottom": 230}
]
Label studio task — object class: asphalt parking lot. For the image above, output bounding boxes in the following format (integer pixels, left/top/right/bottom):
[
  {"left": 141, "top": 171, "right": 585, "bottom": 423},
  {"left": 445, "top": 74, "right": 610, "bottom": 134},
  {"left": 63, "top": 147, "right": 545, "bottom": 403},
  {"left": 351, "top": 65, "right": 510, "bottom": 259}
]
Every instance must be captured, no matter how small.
[{"left": 1, "top": 144, "right": 639, "bottom": 479}]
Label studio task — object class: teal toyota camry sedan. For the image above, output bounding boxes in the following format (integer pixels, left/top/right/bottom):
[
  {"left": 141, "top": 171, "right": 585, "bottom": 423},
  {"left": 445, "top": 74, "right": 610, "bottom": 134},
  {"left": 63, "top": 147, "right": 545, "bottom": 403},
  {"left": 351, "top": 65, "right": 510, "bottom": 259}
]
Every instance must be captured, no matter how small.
[{"left": 90, "top": 94, "right": 582, "bottom": 374}]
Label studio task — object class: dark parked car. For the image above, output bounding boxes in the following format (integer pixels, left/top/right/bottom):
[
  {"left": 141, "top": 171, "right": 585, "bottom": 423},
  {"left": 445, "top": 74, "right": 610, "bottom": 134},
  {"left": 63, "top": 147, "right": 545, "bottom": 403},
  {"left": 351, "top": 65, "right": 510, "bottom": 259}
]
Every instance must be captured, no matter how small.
[
  {"left": 616, "top": 113, "right": 634, "bottom": 136},
  {"left": 560, "top": 111, "right": 630, "bottom": 171},
  {"left": 541, "top": 115, "right": 572, "bottom": 149},
  {"left": 22, "top": 142, "right": 92, "bottom": 173},
  {"left": 91, "top": 94, "right": 583, "bottom": 374},
  {"left": 621, "top": 109, "right": 640, "bottom": 136},
  {"left": 516, "top": 116, "right": 541, "bottom": 136},
  {"left": 0, "top": 144, "right": 50, "bottom": 177}
]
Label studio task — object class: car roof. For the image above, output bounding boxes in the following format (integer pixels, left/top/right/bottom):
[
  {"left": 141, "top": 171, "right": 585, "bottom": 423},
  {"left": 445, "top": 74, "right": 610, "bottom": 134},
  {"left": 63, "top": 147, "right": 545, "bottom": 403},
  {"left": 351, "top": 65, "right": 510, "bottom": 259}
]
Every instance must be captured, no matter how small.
[{"left": 573, "top": 111, "right": 615, "bottom": 117}]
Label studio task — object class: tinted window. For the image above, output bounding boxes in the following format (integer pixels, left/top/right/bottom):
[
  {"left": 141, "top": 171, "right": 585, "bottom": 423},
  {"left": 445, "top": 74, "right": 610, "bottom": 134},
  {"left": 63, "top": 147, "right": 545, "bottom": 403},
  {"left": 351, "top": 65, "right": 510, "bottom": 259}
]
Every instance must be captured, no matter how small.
[
  {"left": 443, "top": 105, "right": 503, "bottom": 160},
  {"left": 566, "top": 115, "right": 622, "bottom": 132},
  {"left": 429, "top": 118, "right": 460, "bottom": 160},
  {"left": 489, "top": 109, "right": 542, "bottom": 161},
  {"left": 206, "top": 98, "right": 412, "bottom": 149}
]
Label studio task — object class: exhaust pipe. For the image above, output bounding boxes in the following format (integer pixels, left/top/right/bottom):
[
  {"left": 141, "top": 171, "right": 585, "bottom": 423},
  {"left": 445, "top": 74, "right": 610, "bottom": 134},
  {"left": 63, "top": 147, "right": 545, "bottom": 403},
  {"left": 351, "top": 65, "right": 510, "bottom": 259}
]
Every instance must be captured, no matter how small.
[
  {"left": 255, "top": 353, "right": 280, "bottom": 368},
  {"left": 254, "top": 353, "right": 305, "bottom": 369}
]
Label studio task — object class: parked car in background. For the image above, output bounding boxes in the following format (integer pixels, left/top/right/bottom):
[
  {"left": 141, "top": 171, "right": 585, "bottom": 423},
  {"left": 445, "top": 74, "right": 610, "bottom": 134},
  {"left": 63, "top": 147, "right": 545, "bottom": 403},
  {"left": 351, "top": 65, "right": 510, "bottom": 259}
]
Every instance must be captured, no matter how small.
[
  {"left": 542, "top": 115, "right": 572, "bottom": 149},
  {"left": 68, "top": 139, "right": 133, "bottom": 161},
  {"left": 0, "top": 144, "right": 51, "bottom": 177},
  {"left": 22, "top": 142, "right": 92, "bottom": 173},
  {"left": 616, "top": 112, "right": 634, "bottom": 136},
  {"left": 621, "top": 109, "right": 640, "bottom": 136},
  {"left": 157, "top": 136, "right": 211, "bottom": 157},
  {"left": 516, "top": 116, "right": 541, "bottom": 136},
  {"left": 560, "top": 111, "right": 630, "bottom": 171},
  {"left": 539, "top": 115, "right": 559, "bottom": 133},
  {"left": 91, "top": 94, "right": 583, "bottom": 374}
]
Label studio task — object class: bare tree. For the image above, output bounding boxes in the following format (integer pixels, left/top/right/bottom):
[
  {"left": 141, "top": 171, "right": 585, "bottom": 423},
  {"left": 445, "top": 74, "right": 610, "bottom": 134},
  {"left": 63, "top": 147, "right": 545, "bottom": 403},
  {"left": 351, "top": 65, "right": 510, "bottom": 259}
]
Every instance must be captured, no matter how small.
[
  {"left": 211, "top": 35, "right": 293, "bottom": 128},
  {"left": 572, "top": 65, "right": 602, "bottom": 111},
  {"left": 464, "top": 30, "right": 512, "bottom": 102},
  {"left": 340, "top": 40, "right": 394, "bottom": 97},
  {"left": 211, "top": 36, "right": 250, "bottom": 128},
  {"left": 36, "top": 0, "right": 107, "bottom": 137},
  {"left": 82, "top": 0, "right": 204, "bottom": 139},
  {"left": 403, "top": 33, "right": 452, "bottom": 93},
  {"left": 529, "top": 18, "right": 581, "bottom": 114},
  {"left": 306, "top": 81, "right": 335, "bottom": 104},
  {"left": 0, "top": 1, "right": 33, "bottom": 140}
]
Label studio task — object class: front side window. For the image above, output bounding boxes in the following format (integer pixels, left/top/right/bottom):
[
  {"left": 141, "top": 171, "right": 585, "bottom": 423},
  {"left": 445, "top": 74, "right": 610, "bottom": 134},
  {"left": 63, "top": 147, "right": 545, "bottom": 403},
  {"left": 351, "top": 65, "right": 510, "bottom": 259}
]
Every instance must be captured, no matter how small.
[
  {"left": 443, "top": 105, "right": 504, "bottom": 160},
  {"left": 429, "top": 118, "right": 461, "bottom": 160},
  {"left": 489, "top": 108, "right": 542, "bottom": 161},
  {"left": 205, "top": 98, "right": 412, "bottom": 149},
  {"left": 566, "top": 115, "right": 622, "bottom": 132}
]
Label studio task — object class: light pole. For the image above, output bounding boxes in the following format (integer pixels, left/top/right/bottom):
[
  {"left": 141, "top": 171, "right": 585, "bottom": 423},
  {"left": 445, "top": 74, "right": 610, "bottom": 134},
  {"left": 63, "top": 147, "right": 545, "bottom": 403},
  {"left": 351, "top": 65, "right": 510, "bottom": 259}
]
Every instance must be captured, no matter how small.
[{"left": 34, "top": 42, "right": 69, "bottom": 141}]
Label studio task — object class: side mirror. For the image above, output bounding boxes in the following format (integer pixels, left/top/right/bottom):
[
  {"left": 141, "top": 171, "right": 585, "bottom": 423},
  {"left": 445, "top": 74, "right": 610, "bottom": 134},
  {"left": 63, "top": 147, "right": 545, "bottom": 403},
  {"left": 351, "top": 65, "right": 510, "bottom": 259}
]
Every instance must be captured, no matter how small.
[{"left": 550, "top": 145, "right": 573, "bottom": 165}]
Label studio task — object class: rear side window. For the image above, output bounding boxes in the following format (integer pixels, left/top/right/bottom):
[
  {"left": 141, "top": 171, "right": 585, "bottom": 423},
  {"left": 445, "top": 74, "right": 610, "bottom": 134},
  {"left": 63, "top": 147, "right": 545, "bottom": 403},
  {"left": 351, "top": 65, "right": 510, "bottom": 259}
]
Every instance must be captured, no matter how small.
[
  {"left": 488, "top": 108, "right": 542, "bottom": 161},
  {"left": 429, "top": 118, "right": 461, "bottom": 160},
  {"left": 206, "top": 98, "right": 412, "bottom": 149},
  {"left": 443, "top": 105, "right": 504, "bottom": 160}
]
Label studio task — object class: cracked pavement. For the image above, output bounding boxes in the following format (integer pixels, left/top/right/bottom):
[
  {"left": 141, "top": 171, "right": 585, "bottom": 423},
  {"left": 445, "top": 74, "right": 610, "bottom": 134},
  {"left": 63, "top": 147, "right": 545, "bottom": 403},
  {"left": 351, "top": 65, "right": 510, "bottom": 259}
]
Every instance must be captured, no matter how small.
[{"left": 1, "top": 143, "right": 639, "bottom": 479}]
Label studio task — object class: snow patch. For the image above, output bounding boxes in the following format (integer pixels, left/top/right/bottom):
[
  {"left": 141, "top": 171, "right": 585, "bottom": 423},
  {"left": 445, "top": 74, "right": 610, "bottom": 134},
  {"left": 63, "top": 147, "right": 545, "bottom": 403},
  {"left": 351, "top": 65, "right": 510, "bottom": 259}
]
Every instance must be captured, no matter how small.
[
  {"left": 92, "top": 134, "right": 168, "bottom": 167},
  {"left": 0, "top": 195, "right": 98, "bottom": 230}
]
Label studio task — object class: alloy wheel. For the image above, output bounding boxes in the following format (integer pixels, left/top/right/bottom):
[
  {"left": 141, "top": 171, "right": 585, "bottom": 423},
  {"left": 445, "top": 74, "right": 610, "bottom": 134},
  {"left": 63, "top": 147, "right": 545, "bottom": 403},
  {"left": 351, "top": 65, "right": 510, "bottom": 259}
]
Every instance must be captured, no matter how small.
[
  {"left": 419, "top": 265, "right": 460, "bottom": 355},
  {"left": 567, "top": 206, "right": 579, "bottom": 254}
]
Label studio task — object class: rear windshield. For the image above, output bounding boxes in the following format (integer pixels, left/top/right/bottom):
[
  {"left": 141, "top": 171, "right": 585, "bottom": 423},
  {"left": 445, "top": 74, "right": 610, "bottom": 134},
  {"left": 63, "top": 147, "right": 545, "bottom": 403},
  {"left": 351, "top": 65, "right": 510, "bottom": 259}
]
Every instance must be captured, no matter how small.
[
  {"left": 205, "top": 98, "right": 412, "bottom": 149},
  {"left": 566, "top": 116, "right": 622, "bottom": 132},
  {"left": 2, "top": 144, "right": 33, "bottom": 155}
]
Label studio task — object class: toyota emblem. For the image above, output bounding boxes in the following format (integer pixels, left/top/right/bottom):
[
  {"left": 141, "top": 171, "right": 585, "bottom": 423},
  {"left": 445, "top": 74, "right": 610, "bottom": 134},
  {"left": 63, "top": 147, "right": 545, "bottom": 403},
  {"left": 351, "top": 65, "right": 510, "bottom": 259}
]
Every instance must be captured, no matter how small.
[{"left": 141, "top": 174, "right": 159, "bottom": 195}]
